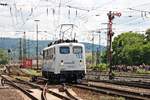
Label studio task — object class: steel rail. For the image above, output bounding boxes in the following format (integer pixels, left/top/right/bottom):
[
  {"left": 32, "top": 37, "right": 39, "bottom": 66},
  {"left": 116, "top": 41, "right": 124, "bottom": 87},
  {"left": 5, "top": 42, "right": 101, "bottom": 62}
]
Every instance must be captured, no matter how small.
[
  {"left": 16, "top": 78, "right": 73, "bottom": 100},
  {"left": 60, "top": 84, "right": 81, "bottom": 100},
  {"left": 86, "top": 72, "right": 150, "bottom": 79},
  {"left": 70, "top": 83, "right": 150, "bottom": 100},
  {"left": 1, "top": 75, "right": 38, "bottom": 100},
  {"left": 41, "top": 83, "right": 47, "bottom": 100},
  {"left": 85, "top": 79, "right": 150, "bottom": 89},
  {"left": 65, "top": 89, "right": 79, "bottom": 100}
]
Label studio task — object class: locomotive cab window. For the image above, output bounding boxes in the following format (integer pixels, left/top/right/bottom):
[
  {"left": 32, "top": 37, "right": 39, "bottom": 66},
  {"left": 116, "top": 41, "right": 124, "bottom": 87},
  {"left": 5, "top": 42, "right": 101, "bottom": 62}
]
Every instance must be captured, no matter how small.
[
  {"left": 73, "top": 46, "right": 82, "bottom": 54},
  {"left": 60, "top": 46, "right": 70, "bottom": 54}
]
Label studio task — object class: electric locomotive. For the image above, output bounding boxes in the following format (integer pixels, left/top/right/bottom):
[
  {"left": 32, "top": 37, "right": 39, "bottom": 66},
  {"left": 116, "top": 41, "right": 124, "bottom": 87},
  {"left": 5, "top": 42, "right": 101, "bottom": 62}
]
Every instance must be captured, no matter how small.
[{"left": 42, "top": 39, "right": 86, "bottom": 82}]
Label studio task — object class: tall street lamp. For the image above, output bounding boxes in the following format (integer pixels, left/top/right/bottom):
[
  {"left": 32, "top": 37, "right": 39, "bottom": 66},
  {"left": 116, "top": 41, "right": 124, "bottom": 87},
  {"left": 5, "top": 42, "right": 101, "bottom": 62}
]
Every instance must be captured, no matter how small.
[{"left": 34, "top": 19, "right": 40, "bottom": 70}]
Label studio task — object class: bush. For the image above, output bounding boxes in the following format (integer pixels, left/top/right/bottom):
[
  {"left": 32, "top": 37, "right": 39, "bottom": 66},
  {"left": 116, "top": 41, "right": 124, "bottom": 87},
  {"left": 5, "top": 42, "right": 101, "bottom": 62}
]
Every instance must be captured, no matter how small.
[
  {"left": 93, "top": 63, "right": 108, "bottom": 71},
  {"left": 0, "top": 49, "right": 9, "bottom": 64}
]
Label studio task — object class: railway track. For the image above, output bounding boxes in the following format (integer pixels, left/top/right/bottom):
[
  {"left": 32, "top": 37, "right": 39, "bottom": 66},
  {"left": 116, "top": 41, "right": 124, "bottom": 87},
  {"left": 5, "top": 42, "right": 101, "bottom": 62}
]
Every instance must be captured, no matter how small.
[
  {"left": 61, "top": 83, "right": 83, "bottom": 100},
  {"left": 115, "top": 75, "right": 150, "bottom": 79},
  {"left": 41, "top": 83, "right": 47, "bottom": 100},
  {"left": 1, "top": 75, "right": 38, "bottom": 100},
  {"left": 2, "top": 74, "right": 150, "bottom": 100},
  {"left": 86, "top": 72, "right": 150, "bottom": 81},
  {"left": 15, "top": 76, "right": 82, "bottom": 100},
  {"left": 1, "top": 75, "right": 82, "bottom": 100},
  {"left": 87, "top": 71, "right": 150, "bottom": 78},
  {"left": 86, "top": 79, "right": 150, "bottom": 89},
  {"left": 69, "top": 82, "right": 150, "bottom": 100}
]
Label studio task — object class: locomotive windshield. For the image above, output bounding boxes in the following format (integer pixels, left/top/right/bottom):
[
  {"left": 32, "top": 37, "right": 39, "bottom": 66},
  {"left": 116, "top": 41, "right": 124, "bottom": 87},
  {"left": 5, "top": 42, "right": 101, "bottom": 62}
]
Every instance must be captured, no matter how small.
[
  {"left": 60, "top": 46, "right": 70, "bottom": 54},
  {"left": 73, "top": 46, "right": 82, "bottom": 54}
]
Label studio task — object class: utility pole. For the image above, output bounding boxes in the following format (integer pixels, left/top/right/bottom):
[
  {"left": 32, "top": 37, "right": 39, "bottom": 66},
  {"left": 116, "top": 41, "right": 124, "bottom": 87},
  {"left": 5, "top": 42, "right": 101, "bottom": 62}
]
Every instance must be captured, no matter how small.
[
  {"left": 96, "top": 48, "right": 99, "bottom": 65},
  {"left": 8, "top": 49, "right": 12, "bottom": 64},
  {"left": 19, "top": 38, "right": 22, "bottom": 64},
  {"left": 23, "top": 32, "right": 26, "bottom": 61},
  {"left": 92, "top": 32, "right": 94, "bottom": 66},
  {"left": 98, "top": 31, "right": 101, "bottom": 64},
  {"left": 96, "top": 30, "right": 101, "bottom": 65},
  {"left": 107, "top": 11, "right": 121, "bottom": 80},
  {"left": 35, "top": 20, "right": 40, "bottom": 70},
  {"left": 27, "top": 39, "right": 30, "bottom": 59}
]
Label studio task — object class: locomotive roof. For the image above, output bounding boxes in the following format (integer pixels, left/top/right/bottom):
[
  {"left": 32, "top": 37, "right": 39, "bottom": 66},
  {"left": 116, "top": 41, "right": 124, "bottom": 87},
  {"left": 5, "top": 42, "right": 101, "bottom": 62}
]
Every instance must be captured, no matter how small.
[
  {"left": 43, "top": 42, "right": 84, "bottom": 50},
  {"left": 48, "top": 39, "right": 78, "bottom": 46}
]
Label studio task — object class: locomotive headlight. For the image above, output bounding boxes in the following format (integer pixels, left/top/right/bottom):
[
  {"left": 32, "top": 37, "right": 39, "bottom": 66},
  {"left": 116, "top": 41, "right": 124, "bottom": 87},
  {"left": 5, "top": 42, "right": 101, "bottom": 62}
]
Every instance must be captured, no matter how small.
[
  {"left": 61, "top": 62, "right": 64, "bottom": 66},
  {"left": 61, "top": 60, "right": 64, "bottom": 66}
]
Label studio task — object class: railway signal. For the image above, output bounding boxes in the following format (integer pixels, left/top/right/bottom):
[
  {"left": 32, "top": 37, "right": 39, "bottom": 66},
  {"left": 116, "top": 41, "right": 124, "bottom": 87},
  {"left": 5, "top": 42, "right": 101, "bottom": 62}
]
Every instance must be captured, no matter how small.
[{"left": 107, "top": 11, "right": 121, "bottom": 80}]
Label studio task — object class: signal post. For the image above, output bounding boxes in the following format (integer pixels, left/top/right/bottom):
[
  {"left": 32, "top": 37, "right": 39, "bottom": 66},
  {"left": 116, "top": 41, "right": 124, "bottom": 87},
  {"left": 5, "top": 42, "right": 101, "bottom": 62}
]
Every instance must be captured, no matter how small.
[{"left": 107, "top": 11, "right": 121, "bottom": 79}]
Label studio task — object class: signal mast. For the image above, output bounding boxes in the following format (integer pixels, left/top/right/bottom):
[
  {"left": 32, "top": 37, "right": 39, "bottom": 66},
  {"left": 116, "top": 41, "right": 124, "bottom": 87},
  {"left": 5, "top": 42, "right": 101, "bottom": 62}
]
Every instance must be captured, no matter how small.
[{"left": 107, "top": 11, "right": 121, "bottom": 79}]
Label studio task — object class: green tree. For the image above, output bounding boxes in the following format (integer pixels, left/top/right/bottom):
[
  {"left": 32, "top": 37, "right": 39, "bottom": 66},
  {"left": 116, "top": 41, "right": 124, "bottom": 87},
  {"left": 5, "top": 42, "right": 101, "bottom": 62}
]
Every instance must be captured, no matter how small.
[
  {"left": 145, "top": 28, "right": 150, "bottom": 41},
  {"left": 127, "top": 45, "right": 144, "bottom": 65},
  {"left": 86, "top": 54, "right": 93, "bottom": 64},
  {"left": 101, "top": 51, "right": 107, "bottom": 63},
  {"left": 112, "top": 32, "right": 145, "bottom": 65},
  {"left": 0, "top": 49, "right": 9, "bottom": 64},
  {"left": 142, "top": 42, "right": 150, "bottom": 64}
]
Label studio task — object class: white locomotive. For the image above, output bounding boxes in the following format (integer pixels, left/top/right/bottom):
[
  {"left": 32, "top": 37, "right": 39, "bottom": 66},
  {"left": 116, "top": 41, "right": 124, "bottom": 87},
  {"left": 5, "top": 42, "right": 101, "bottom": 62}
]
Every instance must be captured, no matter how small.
[{"left": 42, "top": 39, "right": 86, "bottom": 82}]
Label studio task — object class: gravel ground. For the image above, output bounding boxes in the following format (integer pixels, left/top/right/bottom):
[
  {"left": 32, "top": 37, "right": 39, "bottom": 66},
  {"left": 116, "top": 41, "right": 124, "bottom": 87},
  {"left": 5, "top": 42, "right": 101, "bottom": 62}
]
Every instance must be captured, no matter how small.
[
  {"left": 0, "top": 76, "right": 31, "bottom": 100},
  {"left": 86, "top": 71, "right": 150, "bottom": 83},
  {"left": 72, "top": 87, "right": 125, "bottom": 100},
  {"left": 0, "top": 89, "right": 30, "bottom": 100}
]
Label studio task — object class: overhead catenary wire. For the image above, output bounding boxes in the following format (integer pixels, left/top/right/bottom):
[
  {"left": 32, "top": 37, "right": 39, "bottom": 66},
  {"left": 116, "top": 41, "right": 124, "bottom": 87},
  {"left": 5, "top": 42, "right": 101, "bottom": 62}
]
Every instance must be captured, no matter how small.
[
  {"left": 1, "top": 0, "right": 150, "bottom": 43},
  {"left": 0, "top": 0, "right": 109, "bottom": 32},
  {"left": 128, "top": 2, "right": 150, "bottom": 9},
  {"left": 111, "top": 7, "right": 150, "bottom": 31}
]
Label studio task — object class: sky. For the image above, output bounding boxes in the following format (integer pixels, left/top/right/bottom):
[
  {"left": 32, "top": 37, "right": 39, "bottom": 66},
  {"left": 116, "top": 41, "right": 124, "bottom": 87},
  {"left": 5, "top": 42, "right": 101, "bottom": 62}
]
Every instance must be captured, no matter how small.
[{"left": 0, "top": 0, "right": 150, "bottom": 46}]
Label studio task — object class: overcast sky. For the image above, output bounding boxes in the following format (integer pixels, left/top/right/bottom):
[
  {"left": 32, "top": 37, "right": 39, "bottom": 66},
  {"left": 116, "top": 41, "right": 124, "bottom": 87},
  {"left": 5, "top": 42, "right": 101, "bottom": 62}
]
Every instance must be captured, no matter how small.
[{"left": 0, "top": 0, "right": 150, "bottom": 45}]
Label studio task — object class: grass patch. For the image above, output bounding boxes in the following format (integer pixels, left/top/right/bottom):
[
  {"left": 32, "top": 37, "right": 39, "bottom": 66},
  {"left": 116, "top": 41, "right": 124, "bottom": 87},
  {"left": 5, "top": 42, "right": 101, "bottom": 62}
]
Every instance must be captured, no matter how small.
[
  {"left": 21, "top": 68, "right": 42, "bottom": 76},
  {"left": 92, "top": 63, "right": 108, "bottom": 71},
  {"left": 100, "top": 96, "right": 125, "bottom": 100},
  {"left": 12, "top": 75, "right": 31, "bottom": 81},
  {"left": 136, "top": 69, "right": 150, "bottom": 74}
]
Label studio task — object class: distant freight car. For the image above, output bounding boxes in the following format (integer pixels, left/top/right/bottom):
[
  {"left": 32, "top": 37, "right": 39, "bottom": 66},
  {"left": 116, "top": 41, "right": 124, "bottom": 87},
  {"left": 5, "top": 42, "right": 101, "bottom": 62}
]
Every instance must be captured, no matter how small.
[{"left": 20, "top": 59, "right": 32, "bottom": 68}]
